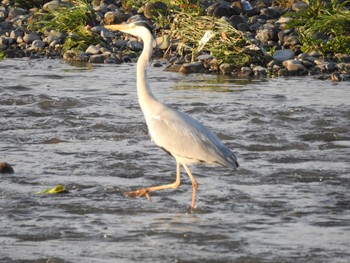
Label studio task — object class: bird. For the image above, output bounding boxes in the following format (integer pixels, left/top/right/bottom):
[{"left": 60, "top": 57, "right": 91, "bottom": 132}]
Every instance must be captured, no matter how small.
[{"left": 105, "top": 21, "right": 239, "bottom": 209}]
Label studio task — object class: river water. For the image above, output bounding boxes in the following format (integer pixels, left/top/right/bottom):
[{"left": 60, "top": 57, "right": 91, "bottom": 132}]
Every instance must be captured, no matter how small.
[{"left": 0, "top": 58, "right": 349, "bottom": 263}]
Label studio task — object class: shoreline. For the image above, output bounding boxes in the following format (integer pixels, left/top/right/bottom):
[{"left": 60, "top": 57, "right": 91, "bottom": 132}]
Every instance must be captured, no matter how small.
[{"left": 1, "top": 0, "right": 349, "bottom": 81}]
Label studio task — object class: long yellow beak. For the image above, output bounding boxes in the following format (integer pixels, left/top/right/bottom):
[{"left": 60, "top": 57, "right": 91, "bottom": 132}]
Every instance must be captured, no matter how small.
[{"left": 104, "top": 24, "right": 129, "bottom": 31}]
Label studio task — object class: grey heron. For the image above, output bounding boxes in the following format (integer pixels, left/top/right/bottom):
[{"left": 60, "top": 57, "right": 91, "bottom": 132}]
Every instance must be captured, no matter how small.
[{"left": 105, "top": 22, "right": 239, "bottom": 209}]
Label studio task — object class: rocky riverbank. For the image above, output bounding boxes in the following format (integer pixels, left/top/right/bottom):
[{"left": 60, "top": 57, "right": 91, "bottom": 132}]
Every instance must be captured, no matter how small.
[{"left": 1, "top": 0, "right": 350, "bottom": 81}]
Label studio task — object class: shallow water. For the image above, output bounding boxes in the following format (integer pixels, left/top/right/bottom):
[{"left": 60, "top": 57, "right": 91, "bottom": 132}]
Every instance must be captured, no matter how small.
[{"left": 0, "top": 58, "right": 349, "bottom": 263}]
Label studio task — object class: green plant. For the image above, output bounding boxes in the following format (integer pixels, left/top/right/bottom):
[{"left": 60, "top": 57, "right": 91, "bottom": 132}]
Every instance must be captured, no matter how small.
[
  {"left": 13, "top": 0, "right": 52, "bottom": 9},
  {"left": 170, "top": 13, "right": 267, "bottom": 66},
  {"left": 28, "top": 0, "right": 101, "bottom": 52},
  {"left": 286, "top": 0, "right": 350, "bottom": 54}
]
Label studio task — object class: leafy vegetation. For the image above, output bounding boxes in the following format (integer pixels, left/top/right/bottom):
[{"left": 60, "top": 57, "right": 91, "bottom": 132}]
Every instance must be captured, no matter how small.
[
  {"left": 12, "top": 0, "right": 52, "bottom": 9},
  {"left": 122, "top": 0, "right": 202, "bottom": 15},
  {"left": 286, "top": 0, "right": 350, "bottom": 55},
  {"left": 28, "top": 0, "right": 101, "bottom": 52},
  {"left": 121, "top": 1, "right": 265, "bottom": 66},
  {"left": 170, "top": 13, "right": 267, "bottom": 66}
]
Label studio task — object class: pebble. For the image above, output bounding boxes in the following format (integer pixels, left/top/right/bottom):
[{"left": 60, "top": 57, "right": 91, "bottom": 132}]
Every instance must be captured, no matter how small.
[
  {"left": 43, "top": 0, "right": 61, "bottom": 11},
  {"left": 292, "top": 2, "right": 309, "bottom": 12},
  {"left": 0, "top": 162, "right": 14, "bottom": 174},
  {"left": 31, "top": 39, "right": 46, "bottom": 49},
  {"left": 86, "top": 45, "right": 100, "bottom": 54},
  {"left": 283, "top": 59, "right": 307, "bottom": 73},
  {"left": 256, "top": 28, "right": 277, "bottom": 43},
  {"left": 253, "top": 65, "right": 267, "bottom": 77},
  {"left": 23, "top": 32, "right": 40, "bottom": 44},
  {"left": 197, "top": 54, "right": 213, "bottom": 62},
  {"left": 9, "top": 28, "right": 23, "bottom": 39},
  {"left": 89, "top": 54, "right": 105, "bottom": 63},
  {"left": 273, "top": 49, "right": 294, "bottom": 62},
  {"left": 143, "top": 2, "right": 167, "bottom": 19},
  {"left": 219, "top": 63, "right": 234, "bottom": 75},
  {"left": 179, "top": 62, "right": 205, "bottom": 74},
  {"left": 155, "top": 35, "right": 170, "bottom": 50},
  {"left": 127, "top": 41, "right": 143, "bottom": 52},
  {"left": 241, "top": 66, "right": 253, "bottom": 77}
]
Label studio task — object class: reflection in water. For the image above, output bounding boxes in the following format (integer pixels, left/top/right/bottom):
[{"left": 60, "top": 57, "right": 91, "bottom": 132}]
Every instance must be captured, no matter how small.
[{"left": 0, "top": 58, "right": 350, "bottom": 262}]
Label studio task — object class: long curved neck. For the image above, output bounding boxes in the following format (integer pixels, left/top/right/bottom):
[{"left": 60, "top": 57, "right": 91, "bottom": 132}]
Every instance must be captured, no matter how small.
[{"left": 137, "top": 31, "right": 157, "bottom": 117}]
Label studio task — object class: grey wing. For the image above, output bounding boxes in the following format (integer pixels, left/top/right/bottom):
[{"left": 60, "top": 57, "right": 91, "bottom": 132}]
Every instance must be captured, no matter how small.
[{"left": 146, "top": 106, "right": 238, "bottom": 169}]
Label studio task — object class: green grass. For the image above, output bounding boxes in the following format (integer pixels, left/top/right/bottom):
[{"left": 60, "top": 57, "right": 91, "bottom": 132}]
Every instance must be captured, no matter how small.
[
  {"left": 170, "top": 13, "right": 267, "bottom": 66},
  {"left": 12, "top": 0, "right": 52, "bottom": 9},
  {"left": 286, "top": 0, "right": 350, "bottom": 55},
  {"left": 28, "top": 0, "right": 101, "bottom": 52}
]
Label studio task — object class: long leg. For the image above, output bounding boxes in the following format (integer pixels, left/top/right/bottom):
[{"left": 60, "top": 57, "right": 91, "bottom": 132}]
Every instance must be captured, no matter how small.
[
  {"left": 182, "top": 163, "right": 198, "bottom": 209},
  {"left": 125, "top": 161, "right": 181, "bottom": 201}
]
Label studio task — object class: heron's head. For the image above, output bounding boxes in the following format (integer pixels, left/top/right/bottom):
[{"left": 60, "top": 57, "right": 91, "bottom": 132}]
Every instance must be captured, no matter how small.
[{"left": 104, "top": 21, "right": 153, "bottom": 39}]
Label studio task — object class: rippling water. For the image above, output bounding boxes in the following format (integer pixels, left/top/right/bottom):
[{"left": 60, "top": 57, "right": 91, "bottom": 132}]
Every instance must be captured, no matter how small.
[{"left": 1, "top": 58, "right": 349, "bottom": 263}]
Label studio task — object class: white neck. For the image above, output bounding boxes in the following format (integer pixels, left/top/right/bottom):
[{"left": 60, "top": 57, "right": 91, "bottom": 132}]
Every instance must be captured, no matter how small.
[{"left": 136, "top": 29, "right": 157, "bottom": 117}]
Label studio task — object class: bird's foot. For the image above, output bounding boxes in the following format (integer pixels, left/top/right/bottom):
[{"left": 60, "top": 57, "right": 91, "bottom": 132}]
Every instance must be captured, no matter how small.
[{"left": 125, "top": 188, "right": 151, "bottom": 201}]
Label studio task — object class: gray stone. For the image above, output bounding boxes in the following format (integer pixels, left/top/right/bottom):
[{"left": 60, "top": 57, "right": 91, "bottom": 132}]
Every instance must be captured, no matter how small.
[
  {"left": 44, "top": 35, "right": 60, "bottom": 45},
  {"left": 143, "top": 1, "right": 167, "bottom": 19},
  {"left": 105, "top": 56, "right": 122, "bottom": 64},
  {"left": 0, "top": 10, "right": 7, "bottom": 23},
  {"left": 49, "top": 39, "right": 60, "bottom": 47},
  {"left": 273, "top": 49, "right": 294, "bottom": 62},
  {"left": 292, "top": 2, "right": 309, "bottom": 12},
  {"left": 241, "top": 66, "right": 253, "bottom": 77},
  {"left": 300, "top": 60, "right": 314, "bottom": 68},
  {"left": 336, "top": 63, "right": 346, "bottom": 71},
  {"left": 309, "top": 51, "right": 322, "bottom": 58},
  {"left": 237, "top": 23, "right": 251, "bottom": 32},
  {"left": 63, "top": 50, "right": 75, "bottom": 60},
  {"left": 43, "top": 0, "right": 61, "bottom": 10},
  {"left": 8, "top": 7, "right": 27, "bottom": 19},
  {"left": 179, "top": 62, "right": 205, "bottom": 74},
  {"left": 16, "top": 36, "right": 24, "bottom": 44},
  {"left": 197, "top": 54, "right": 212, "bottom": 61},
  {"left": 229, "top": 15, "right": 245, "bottom": 28},
  {"left": 277, "top": 17, "right": 292, "bottom": 24},
  {"left": 283, "top": 60, "right": 306, "bottom": 72},
  {"left": 331, "top": 72, "right": 344, "bottom": 81},
  {"left": 108, "top": 4, "right": 118, "bottom": 11},
  {"left": 231, "top": 1, "right": 243, "bottom": 14},
  {"left": 253, "top": 66, "right": 267, "bottom": 77},
  {"left": 278, "top": 68, "right": 289, "bottom": 77},
  {"left": 101, "top": 29, "right": 115, "bottom": 39},
  {"left": 325, "top": 62, "right": 335, "bottom": 71},
  {"left": 23, "top": 32, "right": 40, "bottom": 44},
  {"left": 48, "top": 30, "right": 66, "bottom": 39},
  {"left": 283, "top": 35, "right": 300, "bottom": 47},
  {"left": 9, "top": 29, "right": 23, "bottom": 39},
  {"left": 250, "top": 22, "right": 262, "bottom": 32},
  {"left": 104, "top": 11, "right": 124, "bottom": 24},
  {"left": 260, "top": 7, "right": 281, "bottom": 19},
  {"left": 89, "top": 54, "right": 105, "bottom": 63},
  {"left": 113, "top": 39, "right": 127, "bottom": 48},
  {"left": 127, "top": 41, "right": 143, "bottom": 52},
  {"left": 219, "top": 63, "right": 234, "bottom": 75},
  {"left": 0, "top": 21, "right": 13, "bottom": 30},
  {"left": 0, "top": 36, "right": 10, "bottom": 45},
  {"left": 256, "top": 28, "right": 277, "bottom": 43},
  {"left": 86, "top": 45, "right": 100, "bottom": 54},
  {"left": 32, "top": 39, "right": 46, "bottom": 49},
  {"left": 155, "top": 35, "right": 170, "bottom": 50},
  {"left": 213, "top": 5, "right": 233, "bottom": 19}
]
